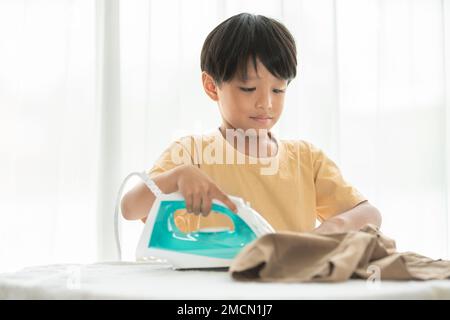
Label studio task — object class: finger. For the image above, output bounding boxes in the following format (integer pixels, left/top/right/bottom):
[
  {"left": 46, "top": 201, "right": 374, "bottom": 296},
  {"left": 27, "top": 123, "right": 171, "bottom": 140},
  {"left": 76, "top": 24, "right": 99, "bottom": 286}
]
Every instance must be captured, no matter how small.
[
  {"left": 184, "top": 192, "right": 193, "bottom": 214},
  {"left": 192, "top": 191, "right": 202, "bottom": 215},
  {"left": 201, "top": 194, "right": 212, "bottom": 217},
  {"left": 214, "top": 191, "right": 238, "bottom": 213}
]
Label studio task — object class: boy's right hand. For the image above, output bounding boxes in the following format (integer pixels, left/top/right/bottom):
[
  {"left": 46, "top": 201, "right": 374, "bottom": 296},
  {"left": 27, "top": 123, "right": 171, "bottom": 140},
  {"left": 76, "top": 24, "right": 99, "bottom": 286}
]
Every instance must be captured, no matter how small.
[{"left": 174, "top": 164, "right": 238, "bottom": 216}]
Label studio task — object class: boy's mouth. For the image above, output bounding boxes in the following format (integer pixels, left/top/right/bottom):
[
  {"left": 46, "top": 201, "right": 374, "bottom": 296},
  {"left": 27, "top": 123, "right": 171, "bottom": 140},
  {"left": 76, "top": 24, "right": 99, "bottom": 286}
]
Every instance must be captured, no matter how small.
[{"left": 250, "top": 116, "right": 273, "bottom": 125}]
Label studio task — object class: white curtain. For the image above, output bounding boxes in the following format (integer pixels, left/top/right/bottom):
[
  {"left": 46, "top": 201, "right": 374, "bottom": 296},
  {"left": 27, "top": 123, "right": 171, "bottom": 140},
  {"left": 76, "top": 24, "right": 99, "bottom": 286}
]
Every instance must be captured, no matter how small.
[
  {"left": 1, "top": 0, "right": 449, "bottom": 272},
  {"left": 0, "top": 0, "right": 100, "bottom": 272}
]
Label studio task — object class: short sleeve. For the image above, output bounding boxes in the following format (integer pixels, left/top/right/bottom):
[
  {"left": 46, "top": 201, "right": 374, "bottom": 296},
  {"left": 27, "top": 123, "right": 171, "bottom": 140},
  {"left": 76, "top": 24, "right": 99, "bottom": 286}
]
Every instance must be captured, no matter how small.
[
  {"left": 146, "top": 136, "right": 196, "bottom": 178},
  {"left": 310, "top": 143, "right": 368, "bottom": 222}
]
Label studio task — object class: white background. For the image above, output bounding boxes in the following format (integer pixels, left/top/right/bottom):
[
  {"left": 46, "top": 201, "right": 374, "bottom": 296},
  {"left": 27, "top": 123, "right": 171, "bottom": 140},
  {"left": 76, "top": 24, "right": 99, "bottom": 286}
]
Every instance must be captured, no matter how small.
[{"left": 0, "top": 0, "right": 449, "bottom": 272}]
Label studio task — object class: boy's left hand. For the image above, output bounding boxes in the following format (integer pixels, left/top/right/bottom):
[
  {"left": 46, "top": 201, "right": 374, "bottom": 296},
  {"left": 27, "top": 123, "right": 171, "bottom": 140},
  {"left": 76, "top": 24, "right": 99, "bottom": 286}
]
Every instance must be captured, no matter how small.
[
  {"left": 312, "top": 218, "right": 345, "bottom": 235},
  {"left": 311, "top": 201, "right": 382, "bottom": 235}
]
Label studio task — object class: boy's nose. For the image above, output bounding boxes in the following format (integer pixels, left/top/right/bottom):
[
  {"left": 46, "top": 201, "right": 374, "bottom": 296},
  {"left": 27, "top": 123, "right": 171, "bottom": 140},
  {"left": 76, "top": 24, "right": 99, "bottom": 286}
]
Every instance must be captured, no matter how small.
[{"left": 256, "top": 92, "right": 273, "bottom": 110}]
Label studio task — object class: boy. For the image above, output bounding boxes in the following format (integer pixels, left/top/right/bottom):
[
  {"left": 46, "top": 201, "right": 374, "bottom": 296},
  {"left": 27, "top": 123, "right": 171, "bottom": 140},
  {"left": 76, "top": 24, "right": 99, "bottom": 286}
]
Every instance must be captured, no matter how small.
[{"left": 121, "top": 13, "right": 381, "bottom": 235}]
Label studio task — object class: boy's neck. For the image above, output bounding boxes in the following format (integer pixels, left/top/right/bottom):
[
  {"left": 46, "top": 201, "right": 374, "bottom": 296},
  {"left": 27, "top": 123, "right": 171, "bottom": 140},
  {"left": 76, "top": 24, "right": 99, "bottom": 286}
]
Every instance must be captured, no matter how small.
[{"left": 218, "top": 125, "right": 278, "bottom": 158}]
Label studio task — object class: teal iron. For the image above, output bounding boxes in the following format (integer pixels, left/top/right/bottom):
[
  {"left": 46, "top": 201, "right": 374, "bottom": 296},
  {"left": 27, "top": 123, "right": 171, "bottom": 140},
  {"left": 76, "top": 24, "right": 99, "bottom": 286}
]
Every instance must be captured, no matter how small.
[{"left": 135, "top": 191, "right": 275, "bottom": 269}]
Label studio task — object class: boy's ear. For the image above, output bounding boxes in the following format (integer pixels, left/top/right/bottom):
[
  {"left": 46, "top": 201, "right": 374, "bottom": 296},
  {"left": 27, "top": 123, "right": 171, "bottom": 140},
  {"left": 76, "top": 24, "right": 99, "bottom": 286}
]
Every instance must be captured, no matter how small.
[{"left": 202, "top": 71, "right": 219, "bottom": 101}]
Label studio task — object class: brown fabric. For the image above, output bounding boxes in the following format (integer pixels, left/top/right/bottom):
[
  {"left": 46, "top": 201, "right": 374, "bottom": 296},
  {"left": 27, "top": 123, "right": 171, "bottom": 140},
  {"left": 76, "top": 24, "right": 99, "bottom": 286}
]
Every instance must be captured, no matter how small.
[{"left": 229, "top": 224, "right": 450, "bottom": 282}]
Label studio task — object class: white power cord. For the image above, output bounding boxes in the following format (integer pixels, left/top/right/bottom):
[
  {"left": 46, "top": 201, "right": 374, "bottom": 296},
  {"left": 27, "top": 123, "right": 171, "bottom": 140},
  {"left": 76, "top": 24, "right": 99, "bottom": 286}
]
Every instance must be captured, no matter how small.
[{"left": 113, "top": 171, "right": 163, "bottom": 261}]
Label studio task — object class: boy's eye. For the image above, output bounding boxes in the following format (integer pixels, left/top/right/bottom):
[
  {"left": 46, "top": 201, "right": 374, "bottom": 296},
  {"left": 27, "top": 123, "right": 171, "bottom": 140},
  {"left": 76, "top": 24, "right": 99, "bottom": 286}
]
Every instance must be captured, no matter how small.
[
  {"left": 240, "top": 87, "right": 256, "bottom": 92},
  {"left": 239, "top": 87, "right": 285, "bottom": 93}
]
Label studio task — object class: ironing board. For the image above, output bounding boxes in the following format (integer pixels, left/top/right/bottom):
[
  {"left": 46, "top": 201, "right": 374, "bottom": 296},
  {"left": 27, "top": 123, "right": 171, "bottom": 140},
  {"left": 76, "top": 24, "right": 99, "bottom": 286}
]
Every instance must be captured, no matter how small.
[{"left": 1, "top": 261, "right": 450, "bottom": 299}]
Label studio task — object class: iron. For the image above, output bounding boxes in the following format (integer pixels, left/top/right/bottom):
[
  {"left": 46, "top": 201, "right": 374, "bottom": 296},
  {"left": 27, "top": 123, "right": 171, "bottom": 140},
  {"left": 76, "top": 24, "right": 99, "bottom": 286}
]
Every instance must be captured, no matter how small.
[{"left": 135, "top": 191, "right": 275, "bottom": 269}]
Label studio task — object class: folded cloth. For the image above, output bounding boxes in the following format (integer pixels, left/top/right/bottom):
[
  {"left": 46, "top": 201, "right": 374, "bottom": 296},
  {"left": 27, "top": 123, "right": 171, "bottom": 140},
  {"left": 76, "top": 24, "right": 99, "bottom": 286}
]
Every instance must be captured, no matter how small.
[{"left": 229, "top": 224, "right": 450, "bottom": 282}]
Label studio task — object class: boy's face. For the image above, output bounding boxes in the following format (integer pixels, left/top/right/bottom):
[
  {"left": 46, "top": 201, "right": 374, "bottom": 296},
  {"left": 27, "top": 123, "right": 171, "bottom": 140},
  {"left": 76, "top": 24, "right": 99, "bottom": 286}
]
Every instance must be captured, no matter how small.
[{"left": 202, "top": 57, "right": 288, "bottom": 132}]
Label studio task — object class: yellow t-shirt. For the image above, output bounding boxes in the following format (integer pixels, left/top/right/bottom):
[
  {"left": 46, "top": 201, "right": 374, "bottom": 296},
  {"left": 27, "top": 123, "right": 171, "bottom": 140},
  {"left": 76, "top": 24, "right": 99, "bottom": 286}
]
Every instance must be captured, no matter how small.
[{"left": 146, "top": 128, "right": 367, "bottom": 233}]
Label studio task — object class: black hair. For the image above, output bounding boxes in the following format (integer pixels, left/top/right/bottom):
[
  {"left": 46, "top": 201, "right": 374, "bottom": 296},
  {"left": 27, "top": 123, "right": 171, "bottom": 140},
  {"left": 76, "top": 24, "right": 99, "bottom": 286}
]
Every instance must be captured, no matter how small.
[{"left": 200, "top": 13, "right": 297, "bottom": 87}]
